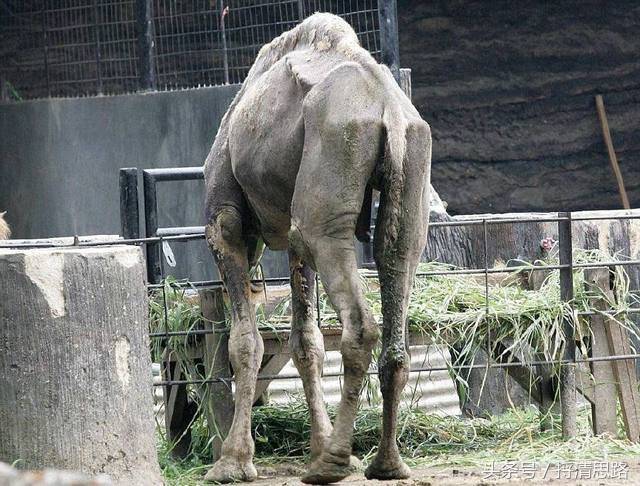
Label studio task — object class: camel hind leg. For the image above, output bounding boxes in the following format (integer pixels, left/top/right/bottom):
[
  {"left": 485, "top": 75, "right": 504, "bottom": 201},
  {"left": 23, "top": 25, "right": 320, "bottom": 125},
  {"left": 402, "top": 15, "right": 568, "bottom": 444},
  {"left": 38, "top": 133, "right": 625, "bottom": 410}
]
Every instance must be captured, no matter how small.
[
  {"left": 365, "top": 120, "right": 431, "bottom": 480},
  {"left": 291, "top": 227, "right": 379, "bottom": 485},
  {"left": 204, "top": 206, "right": 263, "bottom": 484},
  {"left": 289, "top": 68, "right": 383, "bottom": 483}
]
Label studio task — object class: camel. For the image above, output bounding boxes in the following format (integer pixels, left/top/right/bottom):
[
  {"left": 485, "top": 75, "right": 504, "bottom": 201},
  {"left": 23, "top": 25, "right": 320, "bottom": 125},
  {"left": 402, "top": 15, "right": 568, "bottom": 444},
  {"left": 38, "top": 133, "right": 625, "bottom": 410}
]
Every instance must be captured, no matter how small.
[
  {"left": 0, "top": 212, "right": 10, "bottom": 240},
  {"left": 203, "top": 13, "right": 431, "bottom": 485}
]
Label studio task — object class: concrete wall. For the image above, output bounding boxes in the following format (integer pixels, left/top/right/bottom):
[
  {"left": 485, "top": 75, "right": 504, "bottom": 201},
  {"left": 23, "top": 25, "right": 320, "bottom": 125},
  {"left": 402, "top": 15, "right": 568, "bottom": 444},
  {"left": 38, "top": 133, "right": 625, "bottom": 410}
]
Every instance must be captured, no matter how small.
[{"left": 0, "top": 86, "right": 290, "bottom": 280}]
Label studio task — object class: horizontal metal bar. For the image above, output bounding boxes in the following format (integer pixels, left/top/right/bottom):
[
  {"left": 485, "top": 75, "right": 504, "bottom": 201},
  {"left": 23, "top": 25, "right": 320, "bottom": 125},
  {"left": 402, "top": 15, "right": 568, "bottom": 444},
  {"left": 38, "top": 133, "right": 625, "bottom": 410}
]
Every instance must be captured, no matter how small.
[
  {"left": 153, "top": 352, "right": 640, "bottom": 387},
  {"left": 142, "top": 167, "right": 203, "bottom": 181},
  {"left": 147, "top": 275, "right": 292, "bottom": 290},
  {"left": 577, "top": 308, "right": 640, "bottom": 316},
  {"left": 150, "top": 329, "right": 214, "bottom": 338},
  {"left": 571, "top": 213, "right": 640, "bottom": 223},
  {"left": 414, "top": 264, "right": 569, "bottom": 277},
  {"left": 573, "top": 259, "right": 640, "bottom": 269},
  {"left": 0, "top": 233, "right": 203, "bottom": 249},
  {"left": 144, "top": 263, "right": 572, "bottom": 290},
  {"left": 156, "top": 226, "right": 204, "bottom": 236}
]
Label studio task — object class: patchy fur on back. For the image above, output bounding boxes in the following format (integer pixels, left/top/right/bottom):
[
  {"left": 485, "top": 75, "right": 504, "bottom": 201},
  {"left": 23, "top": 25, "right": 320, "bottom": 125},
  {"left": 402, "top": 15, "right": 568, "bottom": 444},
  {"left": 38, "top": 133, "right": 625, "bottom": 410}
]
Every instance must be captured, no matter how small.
[
  {"left": 249, "top": 13, "right": 362, "bottom": 81},
  {"left": 210, "top": 13, "right": 372, "bottom": 134},
  {"left": 0, "top": 212, "right": 10, "bottom": 239}
]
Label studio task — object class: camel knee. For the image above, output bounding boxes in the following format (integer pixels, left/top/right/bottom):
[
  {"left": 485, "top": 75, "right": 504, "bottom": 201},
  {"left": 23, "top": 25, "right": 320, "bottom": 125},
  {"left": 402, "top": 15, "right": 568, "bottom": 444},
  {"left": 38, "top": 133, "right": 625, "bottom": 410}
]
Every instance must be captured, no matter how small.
[
  {"left": 290, "top": 325, "right": 325, "bottom": 372},
  {"left": 228, "top": 328, "right": 264, "bottom": 372},
  {"left": 379, "top": 345, "right": 410, "bottom": 393},
  {"left": 340, "top": 307, "right": 379, "bottom": 373}
]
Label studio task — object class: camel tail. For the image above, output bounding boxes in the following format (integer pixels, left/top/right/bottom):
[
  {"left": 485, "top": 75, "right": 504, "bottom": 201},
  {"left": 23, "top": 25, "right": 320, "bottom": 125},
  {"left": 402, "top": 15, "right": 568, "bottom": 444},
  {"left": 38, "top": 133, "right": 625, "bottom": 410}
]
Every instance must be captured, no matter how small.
[{"left": 379, "top": 104, "right": 409, "bottom": 246}]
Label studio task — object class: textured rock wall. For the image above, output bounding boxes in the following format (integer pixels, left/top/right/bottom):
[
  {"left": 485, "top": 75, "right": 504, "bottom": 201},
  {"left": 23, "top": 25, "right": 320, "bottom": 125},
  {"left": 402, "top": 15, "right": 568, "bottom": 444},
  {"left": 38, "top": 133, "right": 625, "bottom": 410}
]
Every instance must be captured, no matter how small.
[{"left": 399, "top": 0, "right": 640, "bottom": 214}]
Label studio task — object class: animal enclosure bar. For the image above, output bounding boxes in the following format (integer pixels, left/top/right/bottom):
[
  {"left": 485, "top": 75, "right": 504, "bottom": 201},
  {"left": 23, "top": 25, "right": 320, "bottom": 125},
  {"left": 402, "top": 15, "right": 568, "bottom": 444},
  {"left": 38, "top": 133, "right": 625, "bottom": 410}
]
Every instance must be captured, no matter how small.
[{"left": 1, "top": 0, "right": 386, "bottom": 99}]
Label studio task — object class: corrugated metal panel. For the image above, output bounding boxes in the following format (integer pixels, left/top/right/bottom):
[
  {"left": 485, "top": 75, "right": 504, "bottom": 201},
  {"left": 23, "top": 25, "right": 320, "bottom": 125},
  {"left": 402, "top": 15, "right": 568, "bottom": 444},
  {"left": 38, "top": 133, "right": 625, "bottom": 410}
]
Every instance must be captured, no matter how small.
[
  {"left": 152, "top": 346, "right": 462, "bottom": 422},
  {"left": 268, "top": 345, "right": 461, "bottom": 416}
]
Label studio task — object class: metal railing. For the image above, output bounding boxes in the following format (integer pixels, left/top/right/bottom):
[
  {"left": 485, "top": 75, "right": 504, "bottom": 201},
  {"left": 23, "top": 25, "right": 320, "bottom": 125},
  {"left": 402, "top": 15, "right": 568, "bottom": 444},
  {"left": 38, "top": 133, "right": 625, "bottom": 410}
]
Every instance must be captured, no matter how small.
[{"left": 112, "top": 165, "right": 639, "bottom": 437}]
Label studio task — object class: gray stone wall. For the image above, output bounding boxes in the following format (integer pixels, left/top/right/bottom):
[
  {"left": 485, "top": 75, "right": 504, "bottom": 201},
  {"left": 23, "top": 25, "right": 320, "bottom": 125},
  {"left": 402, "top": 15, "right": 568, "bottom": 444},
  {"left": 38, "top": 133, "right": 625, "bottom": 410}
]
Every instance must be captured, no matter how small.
[{"left": 399, "top": 0, "right": 640, "bottom": 214}]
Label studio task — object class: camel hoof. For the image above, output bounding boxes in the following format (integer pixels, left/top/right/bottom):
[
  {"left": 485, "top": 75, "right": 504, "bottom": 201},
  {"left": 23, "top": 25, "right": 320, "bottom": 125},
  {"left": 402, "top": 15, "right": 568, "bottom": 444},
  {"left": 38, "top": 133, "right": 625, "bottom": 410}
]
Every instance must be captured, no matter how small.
[
  {"left": 204, "top": 456, "right": 258, "bottom": 483},
  {"left": 301, "top": 453, "right": 352, "bottom": 484},
  {"left": 364, "top": 457, "right": 411, "bottom": 481}
]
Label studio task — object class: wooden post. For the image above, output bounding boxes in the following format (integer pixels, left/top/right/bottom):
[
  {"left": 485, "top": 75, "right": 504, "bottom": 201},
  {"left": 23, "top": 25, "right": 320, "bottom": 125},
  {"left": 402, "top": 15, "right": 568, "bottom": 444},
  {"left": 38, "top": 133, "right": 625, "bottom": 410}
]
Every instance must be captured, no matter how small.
[
  {"left": 119, "top": 168, "right": 140, "bottom": 240},
  {"left": 162, "top": 350, "right": 198, "bottom": 459},
  {"left": 582, "top": 265, "right": 640, "bottom": 441},
  {"left": 585, "top": 268, "right": 618, "bottom": 436},
  {"left": 595, "top": 95, "right": 630, "bottom": 209},
  {"left": 601, "top": 272, "right": 640, "bottom": 441},
  {"left": 399, "top": 68, "right": 411, "bottom": 99},
  {"left": 606, "top": 319, "right": 640, "bottom": 441},
  {"left": 0, "top": 246, "right": 162, "bottom": 484},
  {"left": 200, "top": 288, "right": 234, "bottom": 462}
]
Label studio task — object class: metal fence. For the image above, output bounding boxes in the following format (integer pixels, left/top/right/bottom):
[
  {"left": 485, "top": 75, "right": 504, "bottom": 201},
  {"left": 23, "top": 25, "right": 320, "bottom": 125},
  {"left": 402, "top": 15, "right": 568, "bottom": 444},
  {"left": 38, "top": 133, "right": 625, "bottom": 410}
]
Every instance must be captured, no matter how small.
[
  {"left": 117, "top": 165, "right": 640, "bottom": 441},
  {"left": 3, "top": 166, "right": 640, "bottom": 442},
  {"left": 0, "top": 0, "right": 387, "bottom": 100}
]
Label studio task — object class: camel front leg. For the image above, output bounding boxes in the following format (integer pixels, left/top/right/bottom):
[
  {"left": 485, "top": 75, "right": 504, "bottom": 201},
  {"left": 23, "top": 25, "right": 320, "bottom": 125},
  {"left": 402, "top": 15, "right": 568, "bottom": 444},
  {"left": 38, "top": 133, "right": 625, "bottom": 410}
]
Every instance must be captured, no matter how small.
[
  {"left": 288, "top": 249, "right": 333, "bottom": 459},
  {"left": 204, "top": 208, "right": 263, "bottom": 484}
]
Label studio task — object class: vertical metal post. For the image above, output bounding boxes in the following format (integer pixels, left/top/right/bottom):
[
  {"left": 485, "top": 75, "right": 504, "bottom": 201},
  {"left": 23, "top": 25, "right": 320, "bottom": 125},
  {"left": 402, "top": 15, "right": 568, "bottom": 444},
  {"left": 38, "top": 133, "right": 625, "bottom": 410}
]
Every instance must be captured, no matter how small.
[
  {"left": 136, "top": 0, "right": 157, "bottom": 91},
  {"left": 143, "top": 171, "right": 161, "bottom": 284},
  {"left": 558, "top": 211, "right": 577, "bottom": 439},
  {"left": 219, "top": 0, "right": 230, "bottom": 84},
  {"left": 93, "top": 0, "right": 103, "bottom": 94},
  {"left": 378, "top": 0, "right": 400, "bottom": 82},
  {"left": 0, "top": 77, "right": 8, "bottom": 101},
  {"left": 41, "top": 3, "right": 51, "bottom": 97},
  {"left": 297, "top": 0, "right": 305, "bottom": 21},
  {"left": 119, "top": 168, "right": 140, "bottom": 240}
]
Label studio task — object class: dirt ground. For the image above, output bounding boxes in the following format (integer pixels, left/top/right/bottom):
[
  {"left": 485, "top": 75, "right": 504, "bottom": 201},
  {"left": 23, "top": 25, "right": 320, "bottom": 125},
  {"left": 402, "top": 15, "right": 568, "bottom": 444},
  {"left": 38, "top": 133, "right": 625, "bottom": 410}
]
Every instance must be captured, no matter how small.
[{"left": 253, "top": 459, "right": 640, "bottom": 485}]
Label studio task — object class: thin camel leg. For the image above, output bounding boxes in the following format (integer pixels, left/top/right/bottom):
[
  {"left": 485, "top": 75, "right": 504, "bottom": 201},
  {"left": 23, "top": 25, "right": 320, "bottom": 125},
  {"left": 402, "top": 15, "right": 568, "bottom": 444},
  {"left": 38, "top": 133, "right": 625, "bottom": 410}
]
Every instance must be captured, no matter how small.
[
  {"left": 296, "top": 236, "right": 379, "bottom": 484},
  {"left": 288, "top": 249, "right": 333, "bottom": 459},
  {"left": 365, "top": 120, "right": 431, "bottom": 480},
  {"left": 204, "top": 207, "right": 264, "bottom": 484}
]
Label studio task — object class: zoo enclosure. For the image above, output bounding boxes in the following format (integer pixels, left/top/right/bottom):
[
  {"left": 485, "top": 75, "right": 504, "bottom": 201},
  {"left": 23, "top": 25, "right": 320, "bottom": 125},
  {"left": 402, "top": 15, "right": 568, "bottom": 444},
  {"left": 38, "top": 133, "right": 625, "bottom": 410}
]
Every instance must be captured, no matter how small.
[
  {"left": 0, "top": 0, "right": 398, "bottom": 100},
  {"left": 116, "top": 164, "right": 640, "bottom": 444},
  {"left": 3, "top": 170, "right": 640, "bottom": 453}
]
